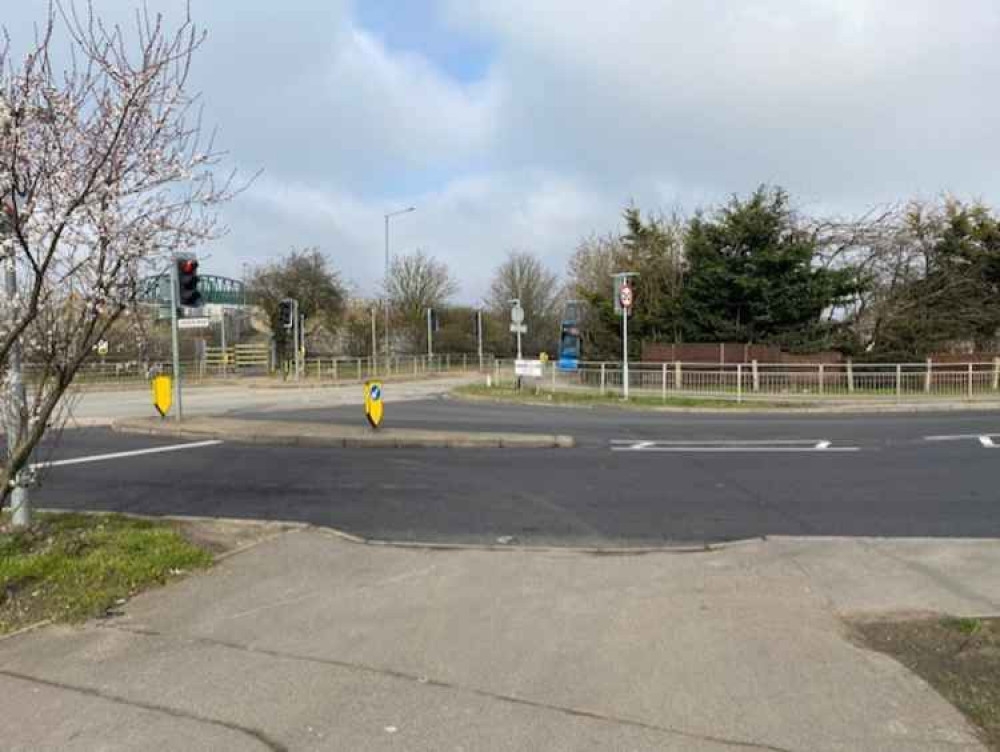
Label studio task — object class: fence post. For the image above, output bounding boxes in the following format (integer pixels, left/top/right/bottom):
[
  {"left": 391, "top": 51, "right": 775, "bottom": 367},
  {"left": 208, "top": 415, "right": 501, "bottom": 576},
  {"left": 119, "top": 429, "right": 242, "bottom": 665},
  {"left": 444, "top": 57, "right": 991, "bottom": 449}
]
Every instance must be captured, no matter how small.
[
  {"left": 896, "top": 364, "right": 902, "bottom": 402},
  {"left": 600, "top": 363, "right": 606, "bottom": 395},
  {"left": 968, "top": 363, "right": 974, "bottom": 400},
  {"left": 737, "top": 363, "right": 743, "bottom": 403},
  {"left": 847, "top": 358, "right": 854, "bottom": 394},
  {"left": 675, "top": 361, "right": 682, "bottom": 390},
  {"left": 994, "top": 357, "right": 1000, "bottom": 392},
  {"left": 925, "top": 358, "right": 932, "bottom": 394},
  {"left": 818, "top": 363, "right": 824, "bottom": 396},
  {"left": 356, "top": 358, "right": 361, "bottom": 380},
  {"left": 333, "top": 359, "right": 338, "bottom": 383},
  {"left": 317, "top": 359, "right": 322, "bottom": 379},
  {"left": 752, "top": 359, "right": 759, "bottom": 392},
  {"left": 463, "top": 353, "right": 468, "bottom": 371},
  {"left": 661, "top": 362, "right": 667, "bottom": 402},
  {"left": 551, "top": 360, "right": 556, "bottom": 392},
  {"left": 495, "top": 358, "right": 500, "bottom": 385}
]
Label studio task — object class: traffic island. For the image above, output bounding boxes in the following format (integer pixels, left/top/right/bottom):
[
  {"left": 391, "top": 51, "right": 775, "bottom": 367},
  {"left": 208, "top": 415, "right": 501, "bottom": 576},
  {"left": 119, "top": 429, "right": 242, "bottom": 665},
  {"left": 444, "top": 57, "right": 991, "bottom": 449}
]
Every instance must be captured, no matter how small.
[{"left": 112, "top": 416, "right": 576, "bottom": 449}]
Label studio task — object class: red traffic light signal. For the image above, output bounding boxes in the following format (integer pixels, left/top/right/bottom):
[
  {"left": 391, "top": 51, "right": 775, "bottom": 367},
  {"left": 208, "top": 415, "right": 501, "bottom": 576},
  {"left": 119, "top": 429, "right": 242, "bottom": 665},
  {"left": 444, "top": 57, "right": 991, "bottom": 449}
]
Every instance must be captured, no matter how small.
[{"left": 177, "top": 257, "right": 202, "bottom": 307}]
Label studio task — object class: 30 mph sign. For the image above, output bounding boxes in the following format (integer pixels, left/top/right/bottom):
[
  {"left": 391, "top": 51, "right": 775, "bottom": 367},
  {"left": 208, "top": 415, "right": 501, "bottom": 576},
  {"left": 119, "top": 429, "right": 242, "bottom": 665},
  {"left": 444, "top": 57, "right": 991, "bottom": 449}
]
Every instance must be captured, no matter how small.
[{"left": 619, "top": 283, "right": 633, "bottom": 310}]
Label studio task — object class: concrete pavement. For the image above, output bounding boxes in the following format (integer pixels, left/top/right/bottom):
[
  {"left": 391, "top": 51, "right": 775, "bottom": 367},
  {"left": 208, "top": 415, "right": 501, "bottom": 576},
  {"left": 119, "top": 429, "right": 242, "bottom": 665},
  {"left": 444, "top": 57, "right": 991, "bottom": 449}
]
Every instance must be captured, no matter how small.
[{"left": 2, "top": 528, "right": 997, "bottom": 751}]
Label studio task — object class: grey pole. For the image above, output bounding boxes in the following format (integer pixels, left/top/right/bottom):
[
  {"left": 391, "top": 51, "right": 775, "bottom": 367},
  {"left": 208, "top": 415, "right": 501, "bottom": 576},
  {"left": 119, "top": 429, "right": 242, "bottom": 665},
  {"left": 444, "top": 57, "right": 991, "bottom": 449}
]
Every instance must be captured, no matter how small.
[
  {"left": 427, "top": 308, "right": 434, "bottom": 358},
  {"left": 292, "top": 299, "right": 301, "bottom": 381},
  {"left": 169, "top": 260, "right": 183, "bottom": 421},
  {"left": 5, "top": 254, "right": 30, "bottom": 527},
  {"left": 477, "top": 309, "right": 483, "bottom": 371},
  {"left": 219, "top": 308, "right": 227, "bottom": 375},
  {"left": 622, "top": 298, "right": 629, "bottom": 399},
  {"left": 384, "top": 207, "right": 416, "bottom": 365},
  {"left": 384, "top": 213, "right": 389, "bottom": 363},
  {"left": 370, "top": 306, "right": 377, "bottom": 374}
]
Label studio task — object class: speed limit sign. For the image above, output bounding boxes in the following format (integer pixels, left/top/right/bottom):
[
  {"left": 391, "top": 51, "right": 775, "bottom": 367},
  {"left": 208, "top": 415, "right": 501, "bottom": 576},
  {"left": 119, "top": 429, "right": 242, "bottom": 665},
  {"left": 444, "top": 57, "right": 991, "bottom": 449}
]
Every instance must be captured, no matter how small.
[{"left": 619, "top": 283, "right": 633, "bottom": 310}]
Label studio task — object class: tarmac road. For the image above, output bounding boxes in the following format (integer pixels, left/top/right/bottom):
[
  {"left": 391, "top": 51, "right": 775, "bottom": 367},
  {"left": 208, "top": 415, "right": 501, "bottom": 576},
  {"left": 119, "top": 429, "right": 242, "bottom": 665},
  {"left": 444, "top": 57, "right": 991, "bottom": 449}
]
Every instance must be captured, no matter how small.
[{"left": 26, "top": 398, "right": 1000, "bottom": 547}]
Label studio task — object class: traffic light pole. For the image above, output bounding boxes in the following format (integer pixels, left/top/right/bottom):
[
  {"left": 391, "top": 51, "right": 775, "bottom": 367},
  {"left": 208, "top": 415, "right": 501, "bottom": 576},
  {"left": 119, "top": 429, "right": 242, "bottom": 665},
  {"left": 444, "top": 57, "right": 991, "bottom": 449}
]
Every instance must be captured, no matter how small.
[
  {"left": 169, "top": 259, "right": 183, "bottom": 421},
  {"left": 292, "top": 299, "right": 301, "bottom": 381}
]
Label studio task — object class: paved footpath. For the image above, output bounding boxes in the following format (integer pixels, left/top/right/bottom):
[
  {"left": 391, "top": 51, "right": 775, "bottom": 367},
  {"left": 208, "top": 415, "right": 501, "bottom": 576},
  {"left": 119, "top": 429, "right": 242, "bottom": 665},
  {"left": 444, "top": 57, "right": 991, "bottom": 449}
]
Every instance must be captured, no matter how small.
[{"left": 2, "top": 530, "right": 998, "bottom": 751}]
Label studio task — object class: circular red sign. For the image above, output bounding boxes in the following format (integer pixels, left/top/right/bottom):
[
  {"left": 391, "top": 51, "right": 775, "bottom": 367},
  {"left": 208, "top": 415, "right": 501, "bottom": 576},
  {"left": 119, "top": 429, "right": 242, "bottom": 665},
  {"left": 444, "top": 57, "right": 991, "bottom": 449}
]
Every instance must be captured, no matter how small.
[{"left": 619, "top": 284, "right": 633, "bottom": 309}]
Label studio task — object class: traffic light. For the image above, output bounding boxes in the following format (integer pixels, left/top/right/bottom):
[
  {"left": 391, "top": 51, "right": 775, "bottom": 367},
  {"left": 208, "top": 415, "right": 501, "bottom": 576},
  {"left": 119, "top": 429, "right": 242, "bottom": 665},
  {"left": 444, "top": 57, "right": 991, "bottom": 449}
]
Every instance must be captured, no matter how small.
[
  {"left": 177, "top": 258, "right": 202, "bottom": 307},
  {"left": 278, "top": 299, "right": 295, "bottom": 330}
]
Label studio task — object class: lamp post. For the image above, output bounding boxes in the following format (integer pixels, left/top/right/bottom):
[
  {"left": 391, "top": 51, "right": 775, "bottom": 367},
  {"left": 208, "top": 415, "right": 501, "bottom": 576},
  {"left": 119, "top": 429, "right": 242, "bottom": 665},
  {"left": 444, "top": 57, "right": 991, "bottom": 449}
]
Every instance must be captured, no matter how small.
[{"left": 384, "top": 207, "right": 415, "bottom": 363}]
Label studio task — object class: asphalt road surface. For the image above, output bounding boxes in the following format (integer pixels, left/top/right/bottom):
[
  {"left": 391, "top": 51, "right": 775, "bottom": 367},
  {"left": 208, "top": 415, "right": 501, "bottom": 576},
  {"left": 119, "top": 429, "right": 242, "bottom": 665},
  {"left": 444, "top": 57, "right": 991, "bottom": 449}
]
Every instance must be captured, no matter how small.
[{"left": 27, "top": 398, "right": 1000, "bottom": 547}]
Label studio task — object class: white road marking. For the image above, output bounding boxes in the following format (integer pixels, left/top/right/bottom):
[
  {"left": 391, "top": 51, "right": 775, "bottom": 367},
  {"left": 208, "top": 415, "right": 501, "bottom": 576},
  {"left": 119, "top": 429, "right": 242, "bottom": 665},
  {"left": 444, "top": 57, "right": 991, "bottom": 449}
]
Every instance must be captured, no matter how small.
[
  {"left": 31, "top": 440, "right": 224, "bottom": 470},
  {"left": 924, "top": 434, "right": 1000, "bottom": 448},
  {"left": 610, "top": 439, "right": 858, "bottom": 453}
]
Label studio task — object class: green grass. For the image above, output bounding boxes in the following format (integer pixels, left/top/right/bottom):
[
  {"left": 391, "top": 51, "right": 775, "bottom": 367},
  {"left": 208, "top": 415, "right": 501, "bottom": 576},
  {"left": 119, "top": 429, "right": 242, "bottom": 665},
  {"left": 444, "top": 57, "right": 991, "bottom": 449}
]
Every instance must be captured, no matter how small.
[
  {"left": 0, "top": 512, "right": 212, "bottom": 634},
  {"left": 453, "top": 383, "right": 807, "bottom": 410}
]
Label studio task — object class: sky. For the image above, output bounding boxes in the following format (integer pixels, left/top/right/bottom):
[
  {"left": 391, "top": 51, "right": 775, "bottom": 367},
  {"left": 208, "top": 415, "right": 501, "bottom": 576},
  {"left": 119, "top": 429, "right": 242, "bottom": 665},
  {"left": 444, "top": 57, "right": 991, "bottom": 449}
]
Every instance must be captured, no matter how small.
[{"left": 4, "top": 1, "right": 1000, "bottom": 303}]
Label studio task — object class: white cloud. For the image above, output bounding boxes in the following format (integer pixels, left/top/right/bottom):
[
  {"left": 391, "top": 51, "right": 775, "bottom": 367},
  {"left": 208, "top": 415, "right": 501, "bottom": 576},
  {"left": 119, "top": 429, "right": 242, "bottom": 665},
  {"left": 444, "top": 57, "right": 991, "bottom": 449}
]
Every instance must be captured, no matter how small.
[{"left": 5, "top": 0, "right": 1000, "bottom": 303}]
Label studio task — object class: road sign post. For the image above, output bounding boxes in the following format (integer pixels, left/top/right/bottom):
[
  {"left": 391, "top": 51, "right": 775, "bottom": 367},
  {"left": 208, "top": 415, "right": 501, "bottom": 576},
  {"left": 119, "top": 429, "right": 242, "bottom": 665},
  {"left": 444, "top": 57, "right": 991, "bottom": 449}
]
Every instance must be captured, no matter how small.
[
  {"left": 613, "top": 272, "right": 638, "bottom": 400},
  {"left": 509, "top": 299, "right": 525, "bottom": 360}
]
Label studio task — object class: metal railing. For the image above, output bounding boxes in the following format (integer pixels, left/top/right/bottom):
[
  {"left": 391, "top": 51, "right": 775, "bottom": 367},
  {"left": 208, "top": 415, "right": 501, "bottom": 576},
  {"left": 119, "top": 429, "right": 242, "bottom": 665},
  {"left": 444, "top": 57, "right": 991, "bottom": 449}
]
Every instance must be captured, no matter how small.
[
  {"left": 490, "top": 359, "right": 1000, "bottom": 403},
  {"left": 24, "top": 351, "right": 494, "bottom": 388}
]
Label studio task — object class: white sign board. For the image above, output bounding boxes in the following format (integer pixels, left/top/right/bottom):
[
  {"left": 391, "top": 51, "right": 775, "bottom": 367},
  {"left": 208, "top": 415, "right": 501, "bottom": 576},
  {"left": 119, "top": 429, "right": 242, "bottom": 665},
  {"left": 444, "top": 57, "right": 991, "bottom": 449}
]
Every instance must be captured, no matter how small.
[
  {"left": 515, "top": 359, "right": 543, "bottom": 378},
  {"left": 509, "top": 323, "right": 527, "bottom": 334},
  {"left": 511, "top": 305, "right": 524, "bottom": 324},
  {"left": 177, "top": 317, "right": 211, "bottom": 330}
]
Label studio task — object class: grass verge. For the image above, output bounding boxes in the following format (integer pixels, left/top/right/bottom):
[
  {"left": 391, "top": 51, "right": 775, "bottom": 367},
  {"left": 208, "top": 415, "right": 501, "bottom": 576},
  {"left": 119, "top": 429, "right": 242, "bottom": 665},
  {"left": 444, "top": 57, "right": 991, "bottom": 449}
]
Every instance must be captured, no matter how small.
[
  {"left": 1, "top": 512, "right": 212, "bottom": 635},
  {"left": 453, "top": 383, "right": 808, "bottom": 410},
  {"left": 854, "top": 616, "right": 1000, "bottom": 750}
]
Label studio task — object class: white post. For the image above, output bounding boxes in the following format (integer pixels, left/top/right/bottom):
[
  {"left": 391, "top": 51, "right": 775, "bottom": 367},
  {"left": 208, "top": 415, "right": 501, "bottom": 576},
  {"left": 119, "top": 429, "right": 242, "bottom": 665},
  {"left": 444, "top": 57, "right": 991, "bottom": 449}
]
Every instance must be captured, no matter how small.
[
  {"left": 622, "top": 307, "right": 629, "bottom": 399},
  {"left": 925, "top": 358, "right": 933, "bottom": 394},
  {"left": 993, "top": 357, "right": 999, "bottom": 392},
  {"left": 675, "top": 361, "right": 682, "bottom": 390},
  {"left": 896, "top": 363, "right": 902, "bottom": 401},
  {"left": 737, "top": 363, "right": 743, "bottom": 403},
  {"left": 333, "top": 358, "right": 339, "bottom": 383},
  {"left": 661, "top": 362, "right": 667, "bottom": 402},
  {"left": 818, "top": 363, "right": 824, "bottom": 396},
  {"left": 752, "top": 359, "right": 759, "bottom": 392},
  {"left": 600, "top": 362, "right": 606, "bottom": 395},
  {"left": 847, "top": 358, "right": 855, "bottom": 394},
  {"left": 968, "top": 363, "right": 974, "bottom": 399},
  {"left": 551, "top": 360, "right": 556, "bottom": 392}
]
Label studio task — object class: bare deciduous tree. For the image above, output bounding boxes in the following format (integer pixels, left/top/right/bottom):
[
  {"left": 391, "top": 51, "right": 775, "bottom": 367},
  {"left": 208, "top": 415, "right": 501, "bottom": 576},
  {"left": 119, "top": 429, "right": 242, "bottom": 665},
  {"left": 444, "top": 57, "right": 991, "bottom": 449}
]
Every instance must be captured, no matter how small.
[
  {"left": 385, "top": 250, "right": 457, "bottom": 352},
  {"left": 486, "top": 251, "right": 561, "bottom": 356},
  {"left": 0, "top": 3, "right": 238, "bottom": 512}
]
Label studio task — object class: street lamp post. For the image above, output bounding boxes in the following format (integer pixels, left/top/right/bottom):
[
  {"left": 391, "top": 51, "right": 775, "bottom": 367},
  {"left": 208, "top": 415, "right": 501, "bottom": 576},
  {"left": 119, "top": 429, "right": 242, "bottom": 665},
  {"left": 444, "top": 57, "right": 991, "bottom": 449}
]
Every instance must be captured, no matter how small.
[{"left": 384, "top": 207, "right": 415, "bottom": 364}]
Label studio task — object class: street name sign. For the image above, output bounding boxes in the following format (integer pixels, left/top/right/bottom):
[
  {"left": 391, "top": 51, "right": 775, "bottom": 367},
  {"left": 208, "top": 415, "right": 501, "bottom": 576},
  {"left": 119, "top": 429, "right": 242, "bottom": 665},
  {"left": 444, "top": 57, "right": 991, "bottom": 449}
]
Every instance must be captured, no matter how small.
[{"left": 177, "top": 317, "right": 211, "bottom": 330}]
